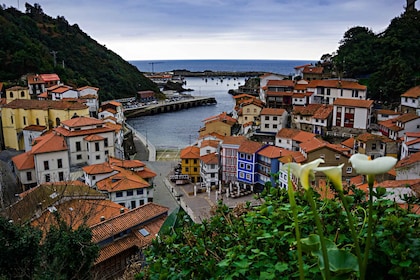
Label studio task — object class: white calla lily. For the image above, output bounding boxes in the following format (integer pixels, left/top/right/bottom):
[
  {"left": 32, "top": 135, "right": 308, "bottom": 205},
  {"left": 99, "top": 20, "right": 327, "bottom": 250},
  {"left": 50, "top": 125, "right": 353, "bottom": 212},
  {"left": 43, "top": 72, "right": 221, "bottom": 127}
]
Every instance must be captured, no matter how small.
[
  {"left": 349, "top": 154, "right": 397, "bottom": 175},
  {"left": 282, "top": 158, "right": 324, "bottom": 190},
  {"left": 314, "top": 164, "right": 345, "bottom": 192}
]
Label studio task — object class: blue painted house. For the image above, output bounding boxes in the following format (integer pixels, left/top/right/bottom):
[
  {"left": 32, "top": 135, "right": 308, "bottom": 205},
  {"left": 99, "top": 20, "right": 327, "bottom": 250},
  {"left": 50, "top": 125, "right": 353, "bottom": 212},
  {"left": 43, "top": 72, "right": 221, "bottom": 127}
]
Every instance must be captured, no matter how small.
[{"left": 237, "top": 140, "right": 265, "bottom": 186}]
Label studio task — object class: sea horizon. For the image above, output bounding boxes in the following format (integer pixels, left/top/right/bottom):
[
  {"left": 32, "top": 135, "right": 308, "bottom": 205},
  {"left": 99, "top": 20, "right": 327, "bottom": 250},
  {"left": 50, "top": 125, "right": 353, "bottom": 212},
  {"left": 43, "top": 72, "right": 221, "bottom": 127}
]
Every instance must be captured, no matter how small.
[{"left": 130, "top": 59, "right": 317, "bottom": 76}]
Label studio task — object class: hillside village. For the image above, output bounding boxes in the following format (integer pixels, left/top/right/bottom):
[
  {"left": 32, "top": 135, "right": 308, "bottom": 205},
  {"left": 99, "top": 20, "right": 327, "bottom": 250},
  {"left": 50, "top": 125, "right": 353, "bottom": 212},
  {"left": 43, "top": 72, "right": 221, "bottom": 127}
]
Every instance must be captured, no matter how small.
[{"left": 0, "top": 64, "right": 420, "bottom": 278}]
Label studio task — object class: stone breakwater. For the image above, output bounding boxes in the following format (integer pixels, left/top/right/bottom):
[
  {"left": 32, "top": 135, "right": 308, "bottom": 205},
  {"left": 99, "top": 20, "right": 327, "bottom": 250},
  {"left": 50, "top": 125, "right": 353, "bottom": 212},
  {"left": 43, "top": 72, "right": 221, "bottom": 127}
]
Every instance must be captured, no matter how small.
[{"left": 170, "top": 70, "right": 266, "bottom": 77}]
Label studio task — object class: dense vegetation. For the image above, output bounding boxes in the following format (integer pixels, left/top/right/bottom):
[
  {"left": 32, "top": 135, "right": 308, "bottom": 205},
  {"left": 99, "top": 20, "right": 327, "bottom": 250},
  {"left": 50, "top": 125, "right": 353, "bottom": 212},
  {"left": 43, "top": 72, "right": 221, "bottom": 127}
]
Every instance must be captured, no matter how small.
[
  {"left": 0, "top": 3, "right": 159, "bottom": 101},
  {"left": 322, "top": 9, "right": 420, "bottom": 104},
  {"left": 0, "top": 214, "right": 98, "bottom": 279},
  {"left": 138, "top": 187, "right": 420, "bottom": 279}
]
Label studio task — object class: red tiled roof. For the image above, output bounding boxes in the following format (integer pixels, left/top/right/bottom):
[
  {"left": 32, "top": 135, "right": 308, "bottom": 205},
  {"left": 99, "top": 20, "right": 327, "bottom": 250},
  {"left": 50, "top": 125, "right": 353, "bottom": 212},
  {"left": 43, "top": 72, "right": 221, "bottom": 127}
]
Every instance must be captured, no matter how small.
[
  {"left": 96, "top": 168, "right": 150, "bottom": 192},
  {"left": 3, "top": 99, "right": 87, "bottom": 110},
  {"left": 77, "top": 85, "right": 99, "bottom": 91},
  {"left": 238, "top": 140, "right": 263, "bottom": 154},
  {"left": 12, "top": 152, "right": 35, "bottom": 170},
  {"left": 293, "top": 130, "right": 317, "bottom": 143},
  {"left": 303, "top": 66, "right": 323, "bottom": 74},
  {"left": 357, "top": 132, "right": 393, "bottom": 143},
  {"left": 30, "top": 132, "right": 68, "bottom": 154},
  {"left": 84, "top": 134, "right": 105, "bottom": 141},
  {"left": 62, "top": 116, "right": 104, "bottom": 127},
  {"left": 91, "top": 203, "right": 168, "bottom": 243},
  {"left": 200, "top": 139, "right": 220, "bottom": 149},
  {"left": 136, "top": 167, "right": 157, "bottom": 179},
  {"left": 82, "top": 162, "right": 115, "bottom": 175},
  {"left": 401, "top": 85, "right": 420, "bottom": 98},
  {"left": 341, "top": 137, "right": 355, "bottom": 149},
  {"left": 180, "top": 146, "right": 200, "bottom": 159},
  {"left": 276, "top": 128, "right": 301, "bottom": 138},
  {"left": 396, "top": 151, "right": 420, "bottom": 168},
  {"left": 377, "top": 109, "right": 400, "bottom": 116},
  {"left": 40, "top": 73, "right": 60, "bottom": 82},
  {"left": 333, "top": 98, "right": 373, "bottom": 108},
  {"left": 200, "top": 152, "right": 219, "bottom": 164},
  {"left": 109, "top": 156, "right": 146, "bottom": 169},
  {"left": 260, "top": 108, "right": 286, "bottom": 116},
  {"left": 257, "top": 145, "right": 292, "bottom": 158},
  {"left": 221, "top": 135, "right": 247, "bottom": 146},
  {"left": 266, "top": 80, "right": 295, "bottom": 87},
  {"left": 23, "top": 125, "right": 47, "bottom": 131},
  {"left": 308, "top": 79, "right": 366, "bottom": 90},
  {"left": 266, "top": 91, "right": 294, "bottom": 97}
]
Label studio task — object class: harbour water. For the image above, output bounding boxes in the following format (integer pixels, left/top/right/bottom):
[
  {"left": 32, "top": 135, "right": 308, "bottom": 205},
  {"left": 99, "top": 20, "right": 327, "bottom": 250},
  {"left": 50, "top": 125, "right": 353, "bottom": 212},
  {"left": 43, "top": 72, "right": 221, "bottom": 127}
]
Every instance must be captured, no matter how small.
[{"left": 127, "top": 59, "right": 316, "bottom": 149}]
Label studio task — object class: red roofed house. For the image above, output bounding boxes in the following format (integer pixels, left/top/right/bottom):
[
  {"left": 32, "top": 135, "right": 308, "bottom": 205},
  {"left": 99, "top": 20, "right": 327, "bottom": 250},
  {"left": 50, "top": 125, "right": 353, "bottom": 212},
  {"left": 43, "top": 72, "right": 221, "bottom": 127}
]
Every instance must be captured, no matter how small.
[
  {"left": 401, "top": 131, "right": 420, "bottom": 159},
  {"left": 259, "top": 73, "right": 287, "bottom": 101},
  {"left": 99, "top": 100, "right": 124, "bottom": 124},
  {"left": 78, "top": 86, "right": 99, "bottom": 117},
  {"left": 355, "top": 132, "right": 399, "bottom": 159},
  {"left": 200, "top": 152, "right": 219, "bottom": 187},
  {"left": 199, "top": 112, "right": 237, "bottom": 138},
  {"left": 264, "top": 79, "right": 295, "bottom": 109},
  {"left": 54, "top": 116, "right": 116, "bottom": 167},
  {"left": 332, "top": 98, "right": 374, "bottom": 135},
  {"left": 180, "top": 145, "right": 201, "bottom": 183},
  {"left": 237, "top": 140, "right": 265, "bottom": 187},
  {"left": 400, "top": 85, "right": 420, "bottom": 115},
  {"left": 302, "top": 65, "right": 324, "bottom": 81},
  {"left": 220, "top": 136, "right": 247, "bottom": 183},
  {"left": 236, "top": 98, "right": 265, "bottom": 126},
  {"left": 256, "top": 145, "right": 293, "bottom": 189},
  {"left": 275, "top": 128, "right": 317, "bottom": 151},
  {"left": 27, "top": 73, "right": 60, "bottom": 97},
  {"left": 378, "top": 113, "right": 420, "bottom": 141},
  {"left": 307, "top": 79, "right": 367, "bottom": 105},
  {"left": 299, "top": 137, "right": 356, "bottom": 182},
  {"left": 12, "top": 131, "right": 70, "bottom": 189},
  {"left": 292, "top": 104, "right": 333, "bottom": 136},
  {"left": 259, "top": 107, "right": 288, "bottom": 135},
  {"left": 48, "top": 84, "right": 78, "bottom": 100},
  {"left": 395, "top": 151, "right": 420, "bottom": 180}
]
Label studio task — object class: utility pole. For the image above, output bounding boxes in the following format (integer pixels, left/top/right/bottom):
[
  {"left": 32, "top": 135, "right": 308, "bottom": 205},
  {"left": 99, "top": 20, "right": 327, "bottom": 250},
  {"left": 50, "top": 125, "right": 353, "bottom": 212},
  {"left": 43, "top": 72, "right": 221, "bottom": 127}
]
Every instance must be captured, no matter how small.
[{"left": 51, "top": 50, "right": 58, "bottom": 67}]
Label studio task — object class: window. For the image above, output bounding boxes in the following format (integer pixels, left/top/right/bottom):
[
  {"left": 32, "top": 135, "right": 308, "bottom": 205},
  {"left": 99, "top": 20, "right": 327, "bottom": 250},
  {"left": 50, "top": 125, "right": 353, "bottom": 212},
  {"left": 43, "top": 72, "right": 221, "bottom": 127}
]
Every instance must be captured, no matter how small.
[
  {"left": 137, "top": 189, "right": 144, "bottom": 195},
  {"left": 185, "top": 167, "right": 189, "bottom": 172},
  {"left": 265, "top": 124, "right": 269, "bottom": 128},
  {"left": 335, "top": 154, "right": 340, "bottom": 160},
  {"left": 185, "top": 159, "right": 189, "bottom": 164},
  {"left": 265, "top": 116, "right": 269, "bottom": 120},
  {"left": 246, "top": 164, "right": 251, "bottom": 170},
  {"left": 36, "top": 118, "right": 40, "bottom": 125},
  {"left": 319, "top": 154, "right": 325, "bottom": 159},
  {"left": 139, "top": 199, "right": 145, "bottom": 206},
  {"left": 116, "top": 192, "right": 123, "bottom": 197},
  {"left": 104, "top": 138, "right": 108, "bottom": 147},
  {"left": 193, "top": 167, "right": 198, "bottom": 172},
  {"left": 10, "top": 115, "right": 13, "bottom": 124},
  {"left": 45, "top": 174, "right": 51, "bottom": 182},
  {"left": 58, "top": 172, "right": 64, "bottom": 181},
  {"left": 326, "top": 88, "right": 331, "bottom": 95},
  {"left": 57, "top": 159, "right": 62, "bottom": 168},
  {"left": 23, "top": 116, "right": 26, "bottom": 125},
  {"left": 26, "top": 172, "right": 32, "bottom": 181},
  {"left": 372, "top": 143, "right": 377, "bottom": 150},
  {"left": 76, "top": 141, "right": 81, "bottom": 151},
  {"left": 346, "top": 167, "right": 352, "bottom": 174},
  {"left": 95, "top": 142, "right": 100, "bottom": 151},
  {"left": 76, "top": 154, "right": 82, "bottom": 160},
  {"left": 131, "top": 201, "right": 136, "bottom": 209},
  {"left": 96, "top": 155, "right": 100, "bottom": 160},
  {"left": 273, "top": 124, "right": 277, "bottom": 129},
  {"left": 56, "top": 117, "right": 61, "bottom": 126},
  {"left": 273, "top": 116, "right": 278, "bottom": 121},
  {"left": 9, "top": 92, "right": 13, "bottom": 98},
  {"left": 44, "top": 160, "right": 49, "bottom": 170}
]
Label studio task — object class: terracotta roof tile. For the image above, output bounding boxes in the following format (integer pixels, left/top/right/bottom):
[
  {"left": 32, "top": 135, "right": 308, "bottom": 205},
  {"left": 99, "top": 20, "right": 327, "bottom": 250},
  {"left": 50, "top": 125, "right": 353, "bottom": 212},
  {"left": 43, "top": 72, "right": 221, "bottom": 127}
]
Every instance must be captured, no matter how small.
[
  {"left": 303, "top": 66, "right": 323, "bottom": 74},
  {"left": 238, "top": 140, "right": 264, "bottom": 154},
  {"left": 82, "top": 162, "right": 115, "bottom": 175},
  {"left": 258, "top": 146, "right": 293, "bottom": 158},
  {"left": 333, "top": 98, "right": 373, "bottom": 108},
  {"left": 84, "top": 134, "right": 105, "bottom": 141},
  {"left": 30, "top": 131, "right": 68, "bottom": 154},
  {"left": 12, "top": 152, "right": 35, "bottom": 170},
  {"left": 3, "top": 99, "right": 88, "bottom": 110},
  {"left": 200, "top": 139, "right": 220, "bottom": 149},
  {"left": 200, "top": 152, "right": 219, "bottom": 164},
  {"left": 62, "top": 116, "right": 104, "bottom": 127},
  {"left": 23, "top": 125, "right": 47, "bottom": 131},
  {"left": 135, "top": 167, "right": 157, "bottom": 179},
  {"left": 341, "top": 137, "right": 355, "bottom": 149},
  {"left": 401, "top": 85, "right": 420, "bottom": 98},
  {"left": 266, "top": 80, "right": 295, "bottom": 87},
  {"left": 293, "top": 130, "right": 317, "bottom": 143},
  {"left": 260, "top": 108, "right": 286, "bottom": 116},
  {"left": 308, "top": 79, "right": 367, "bottom": 90},
  {"left": 109, "top": 157, "right": 146, "bottom": 169},
  {"left": 96, "top": 168, "right": 150, "bottom": 192},
  {"left": 91, "top": 203, "right": 168, "bottom": 243},
  {"left": 276, "top": 128, "right": 301, "bottom": 138},
  {"left": 396, "top": 151, "right": 420, "bottom": 168},
  {"left": 221, "top": 135, "right": 247, "bottom": 146},
  {"left": 180, "top": 146, "right": 200, "bottom": 159}
]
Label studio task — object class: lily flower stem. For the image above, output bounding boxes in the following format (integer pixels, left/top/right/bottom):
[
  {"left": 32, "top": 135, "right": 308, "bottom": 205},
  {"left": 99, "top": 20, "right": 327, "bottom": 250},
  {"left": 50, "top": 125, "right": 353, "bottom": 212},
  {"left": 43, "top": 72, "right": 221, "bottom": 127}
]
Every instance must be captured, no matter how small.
[
  {"left": 288, "top": 182, "right": 305, "bottom": 280},
  {"left": 361, "top": 180, "right": 374, "bottom": 279},
  {"left": 337, "top": 190, "right": 363, "bottom": 277},
  {"left": 307, "top": 188, "right": 331, "bottom": 280}
]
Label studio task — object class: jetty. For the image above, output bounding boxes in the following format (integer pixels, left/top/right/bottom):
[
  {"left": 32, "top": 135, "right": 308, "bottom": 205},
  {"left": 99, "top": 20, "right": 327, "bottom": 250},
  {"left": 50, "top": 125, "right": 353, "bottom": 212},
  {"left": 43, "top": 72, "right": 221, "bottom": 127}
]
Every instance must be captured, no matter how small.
[{"left": 124, "top": 96, "right": 217, "bottom": 118}]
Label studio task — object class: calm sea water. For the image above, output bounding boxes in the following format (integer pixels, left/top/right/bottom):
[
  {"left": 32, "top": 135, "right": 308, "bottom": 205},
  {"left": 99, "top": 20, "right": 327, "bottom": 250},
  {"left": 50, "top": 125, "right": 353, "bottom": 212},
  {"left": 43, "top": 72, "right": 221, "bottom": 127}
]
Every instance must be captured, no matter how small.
[{"left": 127, "top": 59, "right": 315, "bottom": 149}]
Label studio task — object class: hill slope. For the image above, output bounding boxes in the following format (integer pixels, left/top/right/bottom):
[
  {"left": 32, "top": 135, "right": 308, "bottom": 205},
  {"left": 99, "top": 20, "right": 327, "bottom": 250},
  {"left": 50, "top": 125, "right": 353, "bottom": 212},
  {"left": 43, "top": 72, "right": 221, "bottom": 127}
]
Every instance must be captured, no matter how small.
[{"left": 0, "top": 3, "right": 159, "bottom": 101}]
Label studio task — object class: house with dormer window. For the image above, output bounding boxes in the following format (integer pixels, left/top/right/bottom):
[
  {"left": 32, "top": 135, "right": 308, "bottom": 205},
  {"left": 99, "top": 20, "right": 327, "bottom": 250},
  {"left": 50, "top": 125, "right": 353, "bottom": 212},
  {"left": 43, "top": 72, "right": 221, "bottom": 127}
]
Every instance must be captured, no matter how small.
[
  {"left": 54, "top": 116, "right": 116, "bottom": 167},
  {"left": 12, "top": 131, "right": 70, "bottom": 189},
  {"left": 237, "top": 140, "right": 264, "bottom": 186}
]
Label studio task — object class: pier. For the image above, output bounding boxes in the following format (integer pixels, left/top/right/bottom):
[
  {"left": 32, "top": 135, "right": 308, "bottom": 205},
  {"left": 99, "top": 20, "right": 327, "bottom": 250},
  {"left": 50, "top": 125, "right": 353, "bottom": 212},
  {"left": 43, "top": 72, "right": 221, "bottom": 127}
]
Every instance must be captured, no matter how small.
[{"left": 124, "top": 96, "right": 217, "bottom": 118}]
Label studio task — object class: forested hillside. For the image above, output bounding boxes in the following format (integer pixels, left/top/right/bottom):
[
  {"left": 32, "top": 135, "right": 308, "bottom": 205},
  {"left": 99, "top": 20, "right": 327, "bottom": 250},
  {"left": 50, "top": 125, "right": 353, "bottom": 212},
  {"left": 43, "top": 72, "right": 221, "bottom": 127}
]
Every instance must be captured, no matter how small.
[
  {"left": 325, "top": 9, "right": 420, "bottom": 104},
  {"left": 0, "top": 3, "right": 159, "bottom": 101}
]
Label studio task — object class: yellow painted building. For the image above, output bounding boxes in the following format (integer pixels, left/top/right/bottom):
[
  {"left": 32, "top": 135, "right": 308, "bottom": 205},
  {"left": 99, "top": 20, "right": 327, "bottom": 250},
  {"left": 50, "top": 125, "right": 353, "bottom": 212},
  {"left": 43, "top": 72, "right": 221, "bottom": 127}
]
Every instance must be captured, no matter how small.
[
  {"left": 2, "top": 99, "right": 89, "bottom": 150},
  {"left": 199, "top": 112, "right": 236, "bottom": 138},
  {"left": 180, "top": 145, "right": 201, "bottom": 183},
  {"left": 5, "top": 86, "right": 31, "bottom": 103}
]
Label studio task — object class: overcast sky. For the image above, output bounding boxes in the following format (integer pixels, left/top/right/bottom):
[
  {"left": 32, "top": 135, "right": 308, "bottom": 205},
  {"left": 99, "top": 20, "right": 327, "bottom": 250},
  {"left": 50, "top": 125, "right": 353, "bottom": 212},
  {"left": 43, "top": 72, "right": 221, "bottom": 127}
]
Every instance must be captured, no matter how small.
[{"left": 2, "top": 0, "right": 406, "bottom": 61}]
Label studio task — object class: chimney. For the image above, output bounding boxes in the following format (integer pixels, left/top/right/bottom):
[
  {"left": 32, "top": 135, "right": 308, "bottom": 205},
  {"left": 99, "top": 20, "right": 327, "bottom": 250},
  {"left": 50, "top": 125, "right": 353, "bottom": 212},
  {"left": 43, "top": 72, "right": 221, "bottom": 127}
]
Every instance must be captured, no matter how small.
[
  {"left": 120, "top": 208, "right": 125, "bottom": 214},
  {"left": 100, "top": 216, "right": 105, "bottom": 222}
]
